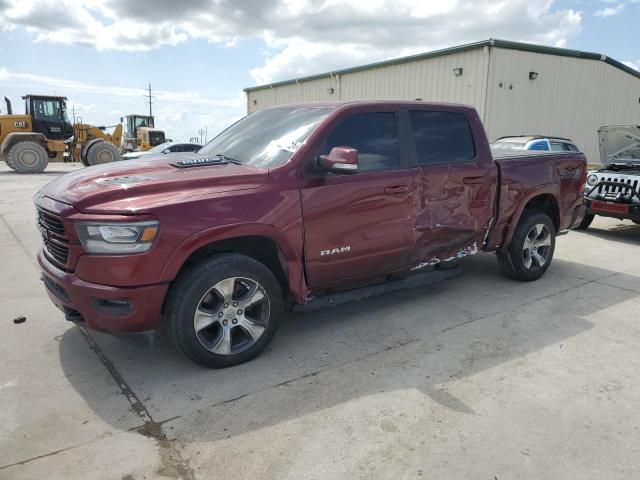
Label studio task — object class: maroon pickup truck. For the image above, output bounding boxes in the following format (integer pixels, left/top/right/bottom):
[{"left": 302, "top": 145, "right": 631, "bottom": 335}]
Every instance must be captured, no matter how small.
[{"left": 35, "top": 101, "right": 586, "bottom": 368}]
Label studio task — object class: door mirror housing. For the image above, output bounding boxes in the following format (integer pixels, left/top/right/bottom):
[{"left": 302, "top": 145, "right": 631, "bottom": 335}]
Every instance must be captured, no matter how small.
[
  {"left": 162, "top": 148, "right": 170, "bottom": 154},
  {"left": 318, "top": 146, "right": 358, "bottom": 174}
]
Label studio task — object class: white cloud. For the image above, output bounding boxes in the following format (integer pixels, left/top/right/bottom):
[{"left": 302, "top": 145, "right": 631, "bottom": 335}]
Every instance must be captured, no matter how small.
[
  {"left": 0, "top": 0, "right": 583, "bottom": 84},
  {"left": 0, "top": 67, "right": 244, "bottom": 141},
  {"left": 594, "top": 3, "right": 624, "bottom": 16},
  {"left": 623, "top": 60, "right": 639, "bottom": 71}
]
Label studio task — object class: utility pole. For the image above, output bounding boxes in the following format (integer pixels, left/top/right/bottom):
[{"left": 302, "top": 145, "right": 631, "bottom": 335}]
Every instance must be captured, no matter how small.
[{"left": 143, "top": 83, "right": 154, "bottom": 117}]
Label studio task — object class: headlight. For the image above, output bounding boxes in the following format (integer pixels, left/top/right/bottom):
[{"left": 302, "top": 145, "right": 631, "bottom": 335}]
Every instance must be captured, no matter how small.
[
  {"left": 75, "top": 221, "right": 159, "bottom": 254},
  {"left": 587, "top": 174, "right": 599, "bottom": 186}
]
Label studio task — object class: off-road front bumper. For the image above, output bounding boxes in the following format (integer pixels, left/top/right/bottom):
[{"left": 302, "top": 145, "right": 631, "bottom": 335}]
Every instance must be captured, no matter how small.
[{"left": 38, "top": 248, "right": 169, "bottom": 333}]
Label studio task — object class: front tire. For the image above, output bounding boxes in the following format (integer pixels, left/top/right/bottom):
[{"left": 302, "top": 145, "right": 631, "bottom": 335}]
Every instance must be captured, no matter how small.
[
  {"left": 165, "top": 254, "right": 283, "bottom": 368},
  {"left": 574, "top": 213, "right": 595, "bottom": 230},
  {"left": 7, "top": 141, "right": 48, "bottom": 173},
  {"left": 497, "top": 212, "right": 556, "bottom": 282}
]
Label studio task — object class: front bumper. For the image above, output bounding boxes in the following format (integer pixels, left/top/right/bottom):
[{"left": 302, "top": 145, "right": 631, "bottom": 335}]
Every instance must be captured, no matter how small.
[
  {"left": 38, "top": 248, "right": 169, "bottom": 333},
  {"left": 584, "top": 198, "right": 640, "bottom": 221}
]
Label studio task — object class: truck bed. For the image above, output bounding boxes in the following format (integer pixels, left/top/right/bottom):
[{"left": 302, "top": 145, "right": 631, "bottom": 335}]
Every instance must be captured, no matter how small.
[{"left": 488, "top": 151, "right": 587, "bottom": 250}]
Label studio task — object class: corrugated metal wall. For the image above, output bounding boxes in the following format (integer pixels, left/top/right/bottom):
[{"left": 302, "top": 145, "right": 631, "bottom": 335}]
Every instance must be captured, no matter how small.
[
  {"left": 246, "top": 45, "right": 640, "bottom": 164},
  {"left": 485, "top": 48, "right": 640, "bottom": 163},
  {"left": 247, "top": 47, "right": 489, "bottom": 117}
]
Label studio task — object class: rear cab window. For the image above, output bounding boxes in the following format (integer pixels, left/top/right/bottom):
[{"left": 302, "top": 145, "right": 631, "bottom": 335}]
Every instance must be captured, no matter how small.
[{"left": 408, "top": 110, "right": 476, "bottom": 165}]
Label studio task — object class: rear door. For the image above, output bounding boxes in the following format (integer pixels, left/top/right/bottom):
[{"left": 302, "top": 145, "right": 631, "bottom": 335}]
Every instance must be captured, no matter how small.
[
  {"left": 300, "top": 110, "right": 416, "bottom": 287},
  {"left": 408, "top": 108, "right": 497, "bottom": 265}
]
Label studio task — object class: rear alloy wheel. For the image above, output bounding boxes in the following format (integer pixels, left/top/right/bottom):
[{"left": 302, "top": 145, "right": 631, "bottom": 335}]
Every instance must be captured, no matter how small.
[
  {"left": 497, "top": 212, "right": 556, "bottom": 282},
  {"left": 7, "top": 140, "right": 48, "bottom": 173},
  {"left": 165, "top": 254, "right": 283, "bottom": 368},
  {"left": 574, "top": 213, "right": 595, "bottom": 230},
  {"left": 85, "top": 141, "right": 120, "bottom": 166}
]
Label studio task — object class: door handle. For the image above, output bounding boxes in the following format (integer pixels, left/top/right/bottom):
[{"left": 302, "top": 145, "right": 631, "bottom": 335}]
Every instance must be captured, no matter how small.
[
  {"left": 463, "top": 176, "right": 484, "bottom": 185},
  {"left": 384, "top": 185, "right": 409, "bottom": 194}
]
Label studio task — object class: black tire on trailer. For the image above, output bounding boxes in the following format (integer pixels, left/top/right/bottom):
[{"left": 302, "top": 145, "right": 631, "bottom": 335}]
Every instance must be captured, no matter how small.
[
  {"left": 7, "top": 140, "right": 48, "bottom": 173},
  {"left": 165, "top": 253, "right": 284, "bottom": 368},
  {"left": 574, "top": 213, "right": 595, "bottom": 230},
  {"left": 85, "top": 141, "right": 120, "bottom": 166},
  {"left": 497, "top": 212, "right": 556, "bottom": 282}
]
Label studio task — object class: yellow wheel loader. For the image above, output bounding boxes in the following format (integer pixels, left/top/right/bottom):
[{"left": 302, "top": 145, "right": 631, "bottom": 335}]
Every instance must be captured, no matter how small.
[
  {"left": 121, "top": 114, "right": 166, "bottom": 153},
  {"left": 0, "top": 95, "right": 122, "bottom": 173}
]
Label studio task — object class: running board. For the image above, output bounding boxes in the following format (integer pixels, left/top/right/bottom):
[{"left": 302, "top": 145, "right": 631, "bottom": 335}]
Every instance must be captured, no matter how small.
[{"left": 293, "top": 265, "right": 463, "bottom": 312}]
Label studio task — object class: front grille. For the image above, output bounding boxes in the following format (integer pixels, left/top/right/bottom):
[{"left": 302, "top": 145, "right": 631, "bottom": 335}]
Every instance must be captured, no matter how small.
[
  {"left": 596, "top": 176, "right": 640, "bottom": 202},
  {"left": 37, "top": 208, "right": 70, "bottom": 266},
  {"left": 149, "top": 131, "right": 166, "bottom": 146}
]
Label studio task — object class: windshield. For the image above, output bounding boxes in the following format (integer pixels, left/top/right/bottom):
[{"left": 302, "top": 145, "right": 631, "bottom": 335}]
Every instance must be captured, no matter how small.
[
  {"left": 199, "top": 107, "right": 331, "bottom": 168},
  {"left": 491, "top": 140, "right": 526, "bottom": 151},
  {"left": 32, "top": 99, "right": 64, "bottom": 121}
]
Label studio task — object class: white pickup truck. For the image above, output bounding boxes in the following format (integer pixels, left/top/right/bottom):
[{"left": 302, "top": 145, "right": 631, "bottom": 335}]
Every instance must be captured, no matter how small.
[{"left": 577, "top": 125, "right": 640, "bottom": 229}]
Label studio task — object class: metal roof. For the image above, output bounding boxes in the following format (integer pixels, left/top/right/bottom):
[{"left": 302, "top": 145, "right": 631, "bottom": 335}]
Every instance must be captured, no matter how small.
[{"left": 244, "top": 38, "right": 640, "bottom": 92}]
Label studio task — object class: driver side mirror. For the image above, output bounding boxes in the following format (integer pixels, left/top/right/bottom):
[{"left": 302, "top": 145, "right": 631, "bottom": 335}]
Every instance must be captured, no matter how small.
[
  {"left": 318, "top": 146, "right": 358, "bottom": 174},
  {"left": 162, "top": 148, "right": 170, "bottom": 154}
]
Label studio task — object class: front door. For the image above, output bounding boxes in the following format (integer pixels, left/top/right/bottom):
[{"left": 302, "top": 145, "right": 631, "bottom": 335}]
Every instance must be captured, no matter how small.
[{"left": 301, "top": 111, "right": 416, "bottom": 287}]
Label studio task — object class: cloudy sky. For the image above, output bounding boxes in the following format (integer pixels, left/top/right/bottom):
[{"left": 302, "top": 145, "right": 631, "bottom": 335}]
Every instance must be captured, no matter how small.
[{"left": 0, "top": 0, "right": 638, "bottom": 142}]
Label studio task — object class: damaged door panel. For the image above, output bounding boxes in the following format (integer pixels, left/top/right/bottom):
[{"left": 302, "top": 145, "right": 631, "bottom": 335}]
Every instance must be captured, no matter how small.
[{"left": 406, "top": 108, "right": 497, "bottom": 266}]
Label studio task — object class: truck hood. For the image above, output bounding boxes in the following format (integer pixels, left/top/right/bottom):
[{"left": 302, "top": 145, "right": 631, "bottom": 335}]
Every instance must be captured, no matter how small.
[
  {"left": 40, "top": 154, "right": 268, "bottom": 214},
  {"left": 598, "top": 125, "right": 640, "bottom": 166}
]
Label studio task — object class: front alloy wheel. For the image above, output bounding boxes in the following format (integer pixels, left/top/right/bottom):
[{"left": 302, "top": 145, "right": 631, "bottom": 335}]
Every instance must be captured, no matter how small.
[
  {"left": 194, "top": 277, "right": 270, "bottom": 355},
  {"left": 165, "top": 253, "right": 283, "bottom": 368}
]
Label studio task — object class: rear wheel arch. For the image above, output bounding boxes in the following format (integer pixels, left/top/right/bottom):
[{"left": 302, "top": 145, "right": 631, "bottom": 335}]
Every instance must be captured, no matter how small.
[
  {"left": 505, "top": 190, "right": 560, "bottom": 247},
  {"left": 522, "top": 194, "right": 560, "bottom": 231}
]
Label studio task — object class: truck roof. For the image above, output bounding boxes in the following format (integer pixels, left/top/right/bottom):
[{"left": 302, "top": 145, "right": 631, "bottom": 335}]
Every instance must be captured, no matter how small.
[
  {"left": 265, "top": 100, "right": 476, "bottom": 110},
  {"left": 495, "top": 135, "right": 574, "bottom": 143}
]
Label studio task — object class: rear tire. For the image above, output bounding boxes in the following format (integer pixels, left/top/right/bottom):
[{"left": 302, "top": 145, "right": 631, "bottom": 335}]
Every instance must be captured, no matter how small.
[
  {"left": 7, "top": 141, "right": 48, "bottom": 173},
  {"left": 497, "top": 212, "right": 556, "bottom": 282},
  {"left": 574, "top": 213, "right": 595, "bottom": 230},
  {"left": 85, "top": 141, "right": 120, "bottom": 166},
  {"left": 165, "top": 254, "right": 283, "bottom": 368}
]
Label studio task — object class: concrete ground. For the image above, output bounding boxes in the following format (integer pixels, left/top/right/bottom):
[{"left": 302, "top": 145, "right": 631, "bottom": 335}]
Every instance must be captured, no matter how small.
[{"left": 1, "top": 163, "right": 639, "bottom": 480}]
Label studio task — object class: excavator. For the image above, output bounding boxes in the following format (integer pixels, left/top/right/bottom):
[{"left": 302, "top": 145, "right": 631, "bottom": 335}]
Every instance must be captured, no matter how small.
[{"left": 0, "top": 95, "right": 122, "bottom": 173}]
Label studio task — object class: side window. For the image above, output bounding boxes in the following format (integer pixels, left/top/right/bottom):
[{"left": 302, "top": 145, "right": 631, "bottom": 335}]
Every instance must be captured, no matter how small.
[
  {"left": 171, "top": 145, "right": 183, "bottom": 152},
  {"left": 549, "top": 141, "right": 564, "bottom": 152},
  {"left": 322, "top": 112, "right": 399, "bottom": 172},
  {"left": 566, "top": 143, "right": 579, "bottom": 152},
  {"left": 529, "top": 141, "right": 549, "bottom": 151},
  {"left": 409, "top": 110, "right": 475, "bottom": 164}
]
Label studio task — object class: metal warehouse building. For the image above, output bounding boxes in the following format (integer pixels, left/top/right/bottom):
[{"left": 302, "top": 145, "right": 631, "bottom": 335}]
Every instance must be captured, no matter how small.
[{"left": 244, "top": 39, "right": 640, "bottom": 164}]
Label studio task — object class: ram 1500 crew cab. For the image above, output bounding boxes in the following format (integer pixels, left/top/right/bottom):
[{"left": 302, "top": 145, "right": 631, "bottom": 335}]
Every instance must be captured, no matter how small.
[{"left": 35, "top": 101, "right": 587, "bottom": 367}]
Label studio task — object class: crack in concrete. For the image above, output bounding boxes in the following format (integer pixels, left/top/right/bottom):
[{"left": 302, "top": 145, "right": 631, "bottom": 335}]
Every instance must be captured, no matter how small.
[
  {"left": 79, "top": 328, "right": 196, "bottom": 480},
  {"left": 0, "top": 433, "right": 114, "bottom": 470}
]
